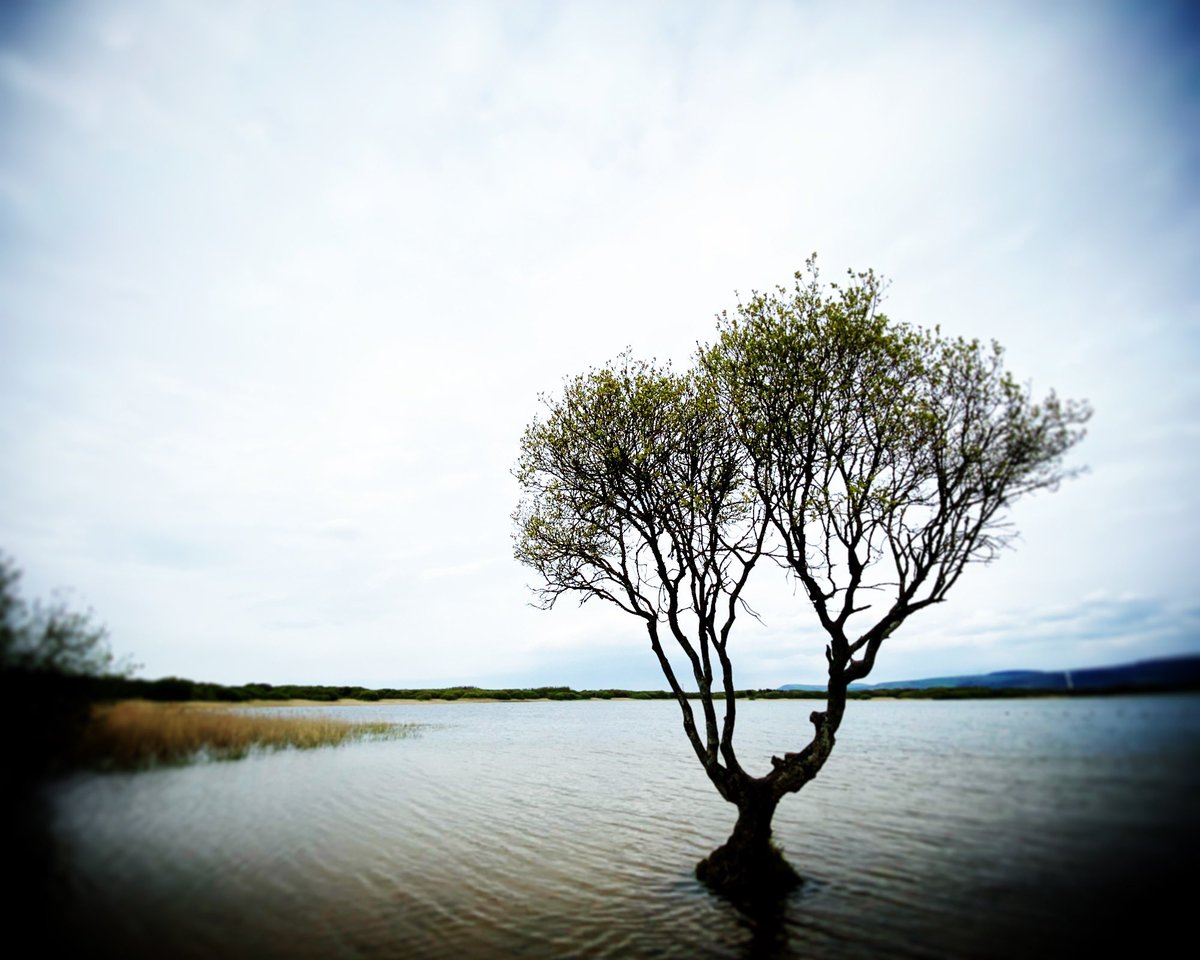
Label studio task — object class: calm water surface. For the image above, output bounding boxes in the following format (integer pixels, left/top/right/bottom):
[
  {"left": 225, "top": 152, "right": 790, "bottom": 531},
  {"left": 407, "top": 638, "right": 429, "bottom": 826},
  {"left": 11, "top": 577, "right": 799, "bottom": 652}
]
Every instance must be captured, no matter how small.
[{"left": 39, "top": 696, "right": 1200, "bottom": 958}]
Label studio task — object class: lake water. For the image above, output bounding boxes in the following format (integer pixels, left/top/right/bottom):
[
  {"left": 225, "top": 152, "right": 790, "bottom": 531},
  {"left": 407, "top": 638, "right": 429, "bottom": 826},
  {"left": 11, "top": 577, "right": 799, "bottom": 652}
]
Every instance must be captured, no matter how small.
[{"left": 33, "top": 696, "right": 1200, "bottom": 958}]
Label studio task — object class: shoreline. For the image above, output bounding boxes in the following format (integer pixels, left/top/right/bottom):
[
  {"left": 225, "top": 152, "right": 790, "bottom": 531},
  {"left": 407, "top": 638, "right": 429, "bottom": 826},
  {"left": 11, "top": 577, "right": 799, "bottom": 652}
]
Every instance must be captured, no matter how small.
[{"left": 232, "top": 697, "right": 643, "bottom": 707}]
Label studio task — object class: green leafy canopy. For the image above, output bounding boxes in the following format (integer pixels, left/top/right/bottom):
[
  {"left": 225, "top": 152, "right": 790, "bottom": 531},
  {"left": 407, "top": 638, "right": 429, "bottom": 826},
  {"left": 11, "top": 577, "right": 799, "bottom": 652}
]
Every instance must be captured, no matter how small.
[{"left": 512, "top": 257, "right": 1090, "bottom": 801}]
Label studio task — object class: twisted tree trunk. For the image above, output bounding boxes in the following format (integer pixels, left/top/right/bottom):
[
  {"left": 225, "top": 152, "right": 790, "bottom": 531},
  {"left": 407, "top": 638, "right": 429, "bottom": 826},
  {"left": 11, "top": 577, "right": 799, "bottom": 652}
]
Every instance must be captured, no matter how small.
[
  {"left": 696, "top": 779, "right": 798, "bottom": 897},
  {"left": 696, "top": 689, "right": 846, "bottom": 899}
]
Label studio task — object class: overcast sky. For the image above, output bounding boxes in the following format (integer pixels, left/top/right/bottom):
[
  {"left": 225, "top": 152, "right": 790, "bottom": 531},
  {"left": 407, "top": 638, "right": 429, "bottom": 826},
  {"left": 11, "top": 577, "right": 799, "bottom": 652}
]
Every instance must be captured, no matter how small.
[{"left": 1, "top": 0, "right": 1197, "bottom": 689}]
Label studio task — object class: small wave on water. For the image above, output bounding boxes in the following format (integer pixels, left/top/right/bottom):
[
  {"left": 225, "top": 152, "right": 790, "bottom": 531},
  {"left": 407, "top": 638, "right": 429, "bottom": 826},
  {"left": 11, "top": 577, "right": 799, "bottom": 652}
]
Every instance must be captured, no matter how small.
[{"left": 37, "top": 696, "right": 1200, "bottom": 959}]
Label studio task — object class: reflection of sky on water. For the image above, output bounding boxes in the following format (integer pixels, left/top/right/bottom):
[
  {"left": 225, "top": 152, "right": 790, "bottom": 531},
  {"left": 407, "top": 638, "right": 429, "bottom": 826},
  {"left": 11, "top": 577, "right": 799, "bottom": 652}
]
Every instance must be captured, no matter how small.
[{"left": 38, "top": 696, "right": 1200, "bottom": 958}]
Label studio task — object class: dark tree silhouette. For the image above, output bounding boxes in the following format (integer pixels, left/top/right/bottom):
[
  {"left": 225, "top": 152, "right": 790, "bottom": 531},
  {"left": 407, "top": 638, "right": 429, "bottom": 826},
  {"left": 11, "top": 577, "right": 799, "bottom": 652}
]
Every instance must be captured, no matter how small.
[
  {"left": 1, "top": 550, "right": 136, "bottom": 779},
  {"left": 514, "top": 258, "right": 1090, "bottom": 897}
]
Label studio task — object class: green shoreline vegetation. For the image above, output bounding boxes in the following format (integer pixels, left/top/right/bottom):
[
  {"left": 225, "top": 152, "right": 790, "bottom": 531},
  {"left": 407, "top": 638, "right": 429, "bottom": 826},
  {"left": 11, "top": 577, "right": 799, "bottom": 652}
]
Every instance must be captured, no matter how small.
[
  {"left": 76, "top": 675, "right": 1198, "bottom": 705},
  {"left": 29, "top": 675, "right": 1195, "bottom": 777},
  {"left": 12, "top": 678, "right": 1192, "bottom": 777}
]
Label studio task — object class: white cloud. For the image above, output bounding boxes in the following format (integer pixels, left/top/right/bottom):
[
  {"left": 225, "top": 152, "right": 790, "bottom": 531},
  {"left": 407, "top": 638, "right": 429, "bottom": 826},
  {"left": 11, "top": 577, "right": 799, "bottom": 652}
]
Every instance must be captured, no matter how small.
[{"left": 1, "top": 0, "right": 1196, "bottom": 688}]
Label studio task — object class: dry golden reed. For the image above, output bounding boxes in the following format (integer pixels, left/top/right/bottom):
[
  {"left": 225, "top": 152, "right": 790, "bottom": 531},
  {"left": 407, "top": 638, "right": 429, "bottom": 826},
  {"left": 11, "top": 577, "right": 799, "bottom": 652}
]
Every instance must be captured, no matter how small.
[{"left": 80, "top": 700, "right": 416, "bottom": 769}]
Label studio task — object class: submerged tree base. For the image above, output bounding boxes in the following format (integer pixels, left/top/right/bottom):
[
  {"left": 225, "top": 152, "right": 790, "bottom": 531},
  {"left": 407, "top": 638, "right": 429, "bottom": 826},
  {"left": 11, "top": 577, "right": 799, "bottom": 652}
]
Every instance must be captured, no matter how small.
[{"left": 695, "top": 840, "right": 802, "bottom": 901}]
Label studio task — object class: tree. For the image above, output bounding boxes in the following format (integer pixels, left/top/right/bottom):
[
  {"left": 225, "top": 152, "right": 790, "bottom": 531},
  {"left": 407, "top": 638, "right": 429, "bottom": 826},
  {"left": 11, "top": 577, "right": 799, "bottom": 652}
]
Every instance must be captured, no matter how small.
[
  {"left": 2, "top": 550, "right": 136, "bottom": 780},
  {"left": 1, "top": 551, "right": 125, "bottom": 677},
  {"left": 513, "top": 259, "right": 1090, "bottom": 897}
]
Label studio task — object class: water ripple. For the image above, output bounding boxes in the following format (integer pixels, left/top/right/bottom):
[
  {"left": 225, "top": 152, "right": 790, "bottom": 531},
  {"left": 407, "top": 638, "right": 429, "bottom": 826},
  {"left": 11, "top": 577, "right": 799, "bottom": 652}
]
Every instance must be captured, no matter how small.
[{"left": 43, "top": 696, "right": 1200, "bottom": 959}]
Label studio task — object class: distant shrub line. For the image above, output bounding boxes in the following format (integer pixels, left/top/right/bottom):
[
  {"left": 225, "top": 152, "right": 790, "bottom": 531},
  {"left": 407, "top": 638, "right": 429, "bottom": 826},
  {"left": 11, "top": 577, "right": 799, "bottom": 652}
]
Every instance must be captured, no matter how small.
[{"left": 62, "top": 675, "right": 1153, "bottom": 704}]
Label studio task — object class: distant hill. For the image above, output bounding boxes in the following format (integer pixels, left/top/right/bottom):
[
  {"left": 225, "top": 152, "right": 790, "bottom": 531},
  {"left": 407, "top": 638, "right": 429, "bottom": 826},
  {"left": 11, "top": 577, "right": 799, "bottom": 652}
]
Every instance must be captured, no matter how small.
[{"left": 779, "top": 654, "right": 1200, "bottom": 693}]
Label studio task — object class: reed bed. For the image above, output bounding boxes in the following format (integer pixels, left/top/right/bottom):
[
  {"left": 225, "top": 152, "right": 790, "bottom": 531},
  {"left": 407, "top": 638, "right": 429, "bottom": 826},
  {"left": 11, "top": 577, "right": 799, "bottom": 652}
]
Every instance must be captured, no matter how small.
[{"left": 79, "top": 700, "right": 418, "bottom": 770}]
